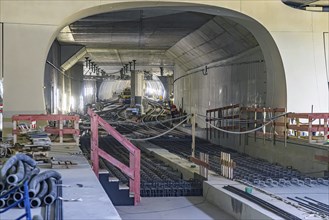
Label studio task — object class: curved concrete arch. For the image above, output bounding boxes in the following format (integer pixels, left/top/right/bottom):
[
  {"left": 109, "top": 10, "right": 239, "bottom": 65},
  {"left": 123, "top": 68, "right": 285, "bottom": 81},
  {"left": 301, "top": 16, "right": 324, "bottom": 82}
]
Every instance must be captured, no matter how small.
[
  {"left": 49, "top": 1, "right": 286, "bottom": 108},
  {"left": 2, "top": 0, "right": 328, "bottom": 136}
]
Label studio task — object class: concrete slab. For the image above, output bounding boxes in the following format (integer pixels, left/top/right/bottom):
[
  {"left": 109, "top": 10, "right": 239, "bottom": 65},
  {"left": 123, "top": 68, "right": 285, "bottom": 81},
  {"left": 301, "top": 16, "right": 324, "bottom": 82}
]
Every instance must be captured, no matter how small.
[
  {"left": 204, "top": 176, "right": 322, "bottom": 220},
  {"left": 137, "top": 140, "right": 326, "bottom": 220},
  {"left": 116, "top": 196, "right": 233, "bottom": 220},
  {"left": 1, "top": 144, "right": 121, "bottom": 220}
]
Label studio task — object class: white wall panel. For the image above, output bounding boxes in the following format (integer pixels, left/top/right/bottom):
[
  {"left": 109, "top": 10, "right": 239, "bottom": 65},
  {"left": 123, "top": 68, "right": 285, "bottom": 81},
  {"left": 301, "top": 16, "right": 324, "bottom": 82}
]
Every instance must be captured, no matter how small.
[
  {"left": 325, "top": 32, "right": 329, "bottom": 82},
  {"left": 175, "top": 48, "right": 266, "bottom": 127},
  {"left": 0, "top": 23, "right": 2, "bottom": 79}
]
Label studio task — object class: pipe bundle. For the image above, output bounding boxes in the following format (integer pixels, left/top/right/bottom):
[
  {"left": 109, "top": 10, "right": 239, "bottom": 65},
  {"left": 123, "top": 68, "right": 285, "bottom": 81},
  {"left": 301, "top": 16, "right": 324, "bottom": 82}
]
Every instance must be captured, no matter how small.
[{"left": 0, "top": 153, "right": 62, "bottom": 209}]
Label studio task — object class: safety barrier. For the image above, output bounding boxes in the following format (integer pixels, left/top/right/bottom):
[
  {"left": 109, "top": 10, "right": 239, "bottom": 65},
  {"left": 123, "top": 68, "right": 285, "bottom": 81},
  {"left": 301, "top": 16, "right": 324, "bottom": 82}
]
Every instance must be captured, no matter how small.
[
  {"left": 12, "top": 114, "right": 79, "bottom": 145},
  {"left": 88, "top": 108, "right": 140, "bottom": 205},
  {"left": 206, "top": 105, "right": 329, "bottom": 144}
]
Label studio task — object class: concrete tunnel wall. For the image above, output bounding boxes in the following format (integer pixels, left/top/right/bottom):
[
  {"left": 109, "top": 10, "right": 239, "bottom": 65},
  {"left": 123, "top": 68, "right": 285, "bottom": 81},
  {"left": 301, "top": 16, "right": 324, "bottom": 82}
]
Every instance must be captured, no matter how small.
[
  {"left": 174, "top": 47, "right": 266, "bottom": 124},
  {"left": 0, "top": 0, "right": 328, "bottom": 137}
]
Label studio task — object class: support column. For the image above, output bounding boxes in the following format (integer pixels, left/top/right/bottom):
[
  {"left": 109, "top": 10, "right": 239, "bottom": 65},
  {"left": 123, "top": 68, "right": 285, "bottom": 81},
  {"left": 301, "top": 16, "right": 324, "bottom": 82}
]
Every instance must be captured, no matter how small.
[
  {"left": 130, "top": 70, "right": 135, "bottom": 106},
  {"left": 191, "top": 113, "right": 196, "bottom": 158},
  {"left": 135, "top": 71, "right": 144, "bottom": 115},
  {"left": 2, "top": 23, "right": 56, "bottom": 138}
]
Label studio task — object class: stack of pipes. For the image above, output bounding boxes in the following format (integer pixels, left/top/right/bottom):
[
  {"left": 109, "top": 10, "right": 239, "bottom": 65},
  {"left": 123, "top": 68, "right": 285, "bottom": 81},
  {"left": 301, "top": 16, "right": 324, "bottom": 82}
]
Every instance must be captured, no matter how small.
[
  {"left": 220, "top": 152, "right": 235, "bottom": 179},
  {"left": 0, "top": 153, "right": 61, "bottom": 209}
]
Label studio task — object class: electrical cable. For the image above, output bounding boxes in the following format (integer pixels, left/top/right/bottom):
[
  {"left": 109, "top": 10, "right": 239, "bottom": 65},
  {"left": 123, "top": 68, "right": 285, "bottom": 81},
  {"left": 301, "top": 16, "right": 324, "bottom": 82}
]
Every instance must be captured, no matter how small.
[
  {"left": 197, "top": 112, "right": 291, "bottom": 135},
  {"left": 108, "top": 114, "right": 189, "bottom": 127},
  {"left": 173, "top": 59, "right": 263, "bottom": 84},
  {"left": 46, "top": 61, "right": 83, "bottom": 82},
  {"left": 127, "top": 116, "right": 190, "bottom": 141},
  {"left": 197, "top": 113, "right": 271, "bottom": 123}
]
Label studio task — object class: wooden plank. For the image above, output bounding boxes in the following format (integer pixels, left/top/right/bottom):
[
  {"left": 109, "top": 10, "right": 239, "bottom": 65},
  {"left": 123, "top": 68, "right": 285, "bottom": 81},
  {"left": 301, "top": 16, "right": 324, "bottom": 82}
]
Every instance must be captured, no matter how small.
[
  {"left": 44, "top": 127, "right": 79, "bottom": 135},
  {"left": 189, "top": 156, "right": 210, "bottom": 169},
  {"left": 288, "top": 125, "right": 326, "bottom": 132}
]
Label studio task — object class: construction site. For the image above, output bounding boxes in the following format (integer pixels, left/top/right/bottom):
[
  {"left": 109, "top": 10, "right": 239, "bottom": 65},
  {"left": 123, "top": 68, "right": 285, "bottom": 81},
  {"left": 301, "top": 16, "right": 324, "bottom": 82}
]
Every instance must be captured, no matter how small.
[{"left": 0, "top": 1, "right": 329, "bottom": 220}]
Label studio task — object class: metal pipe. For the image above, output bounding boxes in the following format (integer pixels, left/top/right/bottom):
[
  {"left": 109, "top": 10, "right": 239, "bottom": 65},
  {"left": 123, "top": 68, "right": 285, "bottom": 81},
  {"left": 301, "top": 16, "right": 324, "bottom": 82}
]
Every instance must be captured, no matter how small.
[
  {"left": 224, "top": 185, "right": 301, "bottom": 220},
  {"left": 0, "top": 190, "right": 10, "bottom": 200},
  {"left": 28, "top": 181, "right": 40, "bottom": 198},
  {"left": 29, "top": 170, "right": 61, "bottom": 198},
  {"left": 19, "top": 167, "right": 40, "bottom": 193},
  {"left": 17, "top": 201, "right": 24, "bottom": 209},
  {"left": 0, "top": 181, "right": 5, "bottom": 191},
  {"left": 23, "top": 163, "right": 32, "bottom": 180},
  {"left": 0, "top": 153, "right": 37, "bottom": 180},
  {"left": 8, "top": 165, "right": 17, "bottom": 175},
  {"left": 30, "top": 197, "right": 41, "bottom": 208},
  {"left": 0, "top": 199, "right": 6, "bottom": 208},
  {"left": 7, "top": 160, "right": 25, "bottom": 185},
  {"left": 7, "top": 184, "right": 16, "bottom": 190},
  {"left": 13, "top": 192, "right": 23, "bottom": 201},
  {"left": 44, "top": 178, "right": 57, "bottom": 205},
  {"left": 6, "top": 198, "right": 15, "bottom": 207},
  {"left": 36, "top": 180, "right": 49, "bottom": 200}
]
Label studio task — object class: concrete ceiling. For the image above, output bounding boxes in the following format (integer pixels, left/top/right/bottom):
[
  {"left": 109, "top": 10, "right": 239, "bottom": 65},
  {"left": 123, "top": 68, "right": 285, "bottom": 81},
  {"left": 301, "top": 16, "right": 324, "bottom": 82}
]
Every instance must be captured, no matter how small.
[{"left": 57, "top": 8, "right": 259, "bottom": 75}]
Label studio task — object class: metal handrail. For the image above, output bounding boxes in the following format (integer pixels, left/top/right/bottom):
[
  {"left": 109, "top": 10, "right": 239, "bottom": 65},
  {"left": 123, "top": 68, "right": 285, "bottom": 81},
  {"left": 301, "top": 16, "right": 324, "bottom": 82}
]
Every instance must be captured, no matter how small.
[{"left": 88, "top": 108, "right": 141, "bottom": 205}]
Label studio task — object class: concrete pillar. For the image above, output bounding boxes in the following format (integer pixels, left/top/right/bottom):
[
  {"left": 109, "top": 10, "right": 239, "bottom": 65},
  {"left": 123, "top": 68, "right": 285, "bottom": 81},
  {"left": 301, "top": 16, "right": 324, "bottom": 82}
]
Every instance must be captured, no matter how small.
[
  {"left": 130, "top": 70, "right": 135, "bottom": 106},
  {"left": 135, "top": 71, "right": 144, "bottom": 115},
  {"left": 2, "top": 23, "right": 56, "bottom": 138}
]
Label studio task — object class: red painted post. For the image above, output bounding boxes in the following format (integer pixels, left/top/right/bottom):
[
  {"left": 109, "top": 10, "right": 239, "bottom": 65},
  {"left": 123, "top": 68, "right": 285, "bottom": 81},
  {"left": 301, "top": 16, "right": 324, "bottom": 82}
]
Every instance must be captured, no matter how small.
[
  {"left": 129, "top": 153, "right": 135, "bottom": 196},
  {"left": 87, "top": 108, "right": 140, "bottom": 205},
  {"left": 90, "top": 113, "right": 94, "bottom": 162},
  {"left": 134, "top": 149, "right": 141, "bottom": 204},
  {"left": 90, "top": 112, "right": 99, "bottom": 176}
]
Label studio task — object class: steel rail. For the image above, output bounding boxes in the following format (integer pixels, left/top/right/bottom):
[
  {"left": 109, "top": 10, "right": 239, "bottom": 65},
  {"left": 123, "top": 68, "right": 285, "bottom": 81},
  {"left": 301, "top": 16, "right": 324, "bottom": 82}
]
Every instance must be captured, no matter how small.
[{"left": 223, "top": 185, "right": 301, "bottom": 220}]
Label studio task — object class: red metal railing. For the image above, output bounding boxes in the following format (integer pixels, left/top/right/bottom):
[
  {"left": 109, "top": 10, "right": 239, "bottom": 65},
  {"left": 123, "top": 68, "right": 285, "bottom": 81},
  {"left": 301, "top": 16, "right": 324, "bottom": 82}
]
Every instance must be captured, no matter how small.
[
  {"left": 88, "top": 108, "right": 140, "bottom": 205},
  {"left": 12, "top": 114, "right": 79, "bottom": 145}
]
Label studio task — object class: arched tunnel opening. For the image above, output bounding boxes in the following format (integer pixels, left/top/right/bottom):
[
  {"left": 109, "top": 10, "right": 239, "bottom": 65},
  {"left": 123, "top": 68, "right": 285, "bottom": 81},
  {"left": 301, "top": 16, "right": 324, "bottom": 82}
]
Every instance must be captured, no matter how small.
[
  {"left": 0, "top": 1, "right": 329, "bottom": 218},
  {"left": 41, "top": 5, "right": 327, "bottom": 209},
  {"left": 45, "top": 7, "right": 278, "bottom": 119},
  {"left": 44, "top": 7, "right": 281, "bottom": 199}
]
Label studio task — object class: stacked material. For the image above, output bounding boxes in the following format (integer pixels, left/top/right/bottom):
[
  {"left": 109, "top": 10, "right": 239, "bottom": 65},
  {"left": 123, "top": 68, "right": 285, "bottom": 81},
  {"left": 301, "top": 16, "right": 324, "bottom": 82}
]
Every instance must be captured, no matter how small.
[
  {"left": 27, "top": 131, "right": 52, "bottom": 146},
  {"left": 0, "top": 153, "right": 61, "bottom": 209}
]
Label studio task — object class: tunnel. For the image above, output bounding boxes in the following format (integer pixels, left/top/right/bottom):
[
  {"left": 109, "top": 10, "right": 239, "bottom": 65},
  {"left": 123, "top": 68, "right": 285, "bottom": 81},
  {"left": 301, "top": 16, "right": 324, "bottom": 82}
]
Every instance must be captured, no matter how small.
[{"left": 44, "top": 6, "right": 287, "bottom": 122}]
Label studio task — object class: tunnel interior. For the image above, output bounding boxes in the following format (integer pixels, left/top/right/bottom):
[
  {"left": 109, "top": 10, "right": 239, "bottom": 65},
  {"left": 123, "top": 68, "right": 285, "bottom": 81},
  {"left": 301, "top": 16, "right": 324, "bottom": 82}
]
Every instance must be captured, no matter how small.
[{"left": 44, "top": 7, "right": 277, "bottom": 121}]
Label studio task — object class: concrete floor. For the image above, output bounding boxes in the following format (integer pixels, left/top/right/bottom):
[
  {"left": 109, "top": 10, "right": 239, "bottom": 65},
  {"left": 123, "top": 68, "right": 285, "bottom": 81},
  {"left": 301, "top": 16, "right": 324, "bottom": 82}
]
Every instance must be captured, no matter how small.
[
  {"left": 116, "top": 197, "right": 234, "bottom": 220},
  {"left": 1, "top": 144, "right": 121, "bottom": 220}
]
